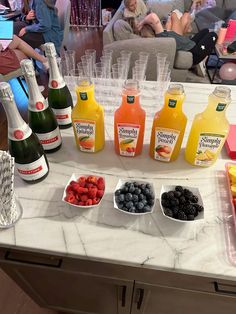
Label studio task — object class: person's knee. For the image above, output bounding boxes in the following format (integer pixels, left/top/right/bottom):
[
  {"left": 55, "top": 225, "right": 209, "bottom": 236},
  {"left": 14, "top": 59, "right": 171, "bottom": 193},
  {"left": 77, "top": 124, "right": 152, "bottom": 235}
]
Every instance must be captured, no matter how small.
[
  {"left": 113, "top": 19, "right": 134, "bottom": 40},
  {"left": 147, "top": 12, "right": 160, "bottom": 24}
]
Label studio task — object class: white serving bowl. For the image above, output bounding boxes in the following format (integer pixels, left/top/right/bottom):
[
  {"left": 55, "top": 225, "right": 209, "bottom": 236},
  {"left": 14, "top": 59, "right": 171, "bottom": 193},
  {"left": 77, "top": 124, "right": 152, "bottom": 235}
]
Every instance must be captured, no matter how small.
[
  {"left": 62, "top": 173, "right": 105, "bottom": 209},
  {"left": 160, "top": 185, "right": 204, "bottom": 222},
  {"left": 114, "top": 179, "right": 155, "bottom": 215}
]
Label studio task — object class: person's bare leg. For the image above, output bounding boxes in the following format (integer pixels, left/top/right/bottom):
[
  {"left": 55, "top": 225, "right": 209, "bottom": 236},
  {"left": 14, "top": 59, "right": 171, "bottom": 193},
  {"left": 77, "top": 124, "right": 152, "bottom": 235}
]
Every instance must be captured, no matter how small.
[
  {"left": 9, "top": 35, "right": 47, "bottom": 64},
  {"left": 169, "top": 12, "right": 184, "bottom": 35},
  {"left": 165, "top": 15, "right": 172, "bottom": 31},
  {"left": 180, "top": 12, "right": 192, "bottom": 34},
  {"left": 137, "top": 13, "right": 164, "bottom": 34}
]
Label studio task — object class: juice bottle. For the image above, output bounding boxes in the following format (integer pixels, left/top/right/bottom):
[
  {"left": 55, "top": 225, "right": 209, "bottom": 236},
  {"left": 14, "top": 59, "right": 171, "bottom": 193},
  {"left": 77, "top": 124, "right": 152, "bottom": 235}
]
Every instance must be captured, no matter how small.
[
  {"left": 114, "top": 80, "right": 146, "bottom": 157},
  {"left": 185, "top": 86, "right": 231, "bottom": 167},
  {"left": 72, "top": 78, "right": 105, "bottom": 153},
  {"left": 149, "top": 84, "right": 187, "bottom": 162}
]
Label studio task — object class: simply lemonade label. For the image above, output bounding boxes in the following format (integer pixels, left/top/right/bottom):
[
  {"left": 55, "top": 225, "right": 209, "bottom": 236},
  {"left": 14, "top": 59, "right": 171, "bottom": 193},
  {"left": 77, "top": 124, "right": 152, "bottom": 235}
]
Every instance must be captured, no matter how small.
[
  {"left": 74, "top": 119, "right": 96, "bottom": 152},
  {"left": 154, "top": 127, "right": 180, "bottom": 162},
  {"left": 194, "top": 133, "right": 226, "bottom": 166},
  {"left": 117, "top": 123, "right": 140, "bottom": 156}
]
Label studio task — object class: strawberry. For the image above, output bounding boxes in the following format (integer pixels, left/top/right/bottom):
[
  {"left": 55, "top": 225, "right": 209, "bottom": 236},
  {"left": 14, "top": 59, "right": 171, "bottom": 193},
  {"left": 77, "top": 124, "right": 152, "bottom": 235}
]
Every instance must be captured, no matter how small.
[{"left": 97, "top": 189, "right": 104, "bottom": 198}]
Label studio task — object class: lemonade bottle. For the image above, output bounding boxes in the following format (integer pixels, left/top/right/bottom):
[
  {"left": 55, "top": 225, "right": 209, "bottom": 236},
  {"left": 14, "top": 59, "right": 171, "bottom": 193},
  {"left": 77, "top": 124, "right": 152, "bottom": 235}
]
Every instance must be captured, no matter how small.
[
  {"left": 72, "top": 78, "right": 105, "bottom": 153},
  {"left": 114, "top": 80, "right": 146, "bottom": 157},
  {"left": 185, "top": 86, "right": 231, "bottom": 167},
  {"left": 149, "top": 84, "right": 187, "bottom": 162}
]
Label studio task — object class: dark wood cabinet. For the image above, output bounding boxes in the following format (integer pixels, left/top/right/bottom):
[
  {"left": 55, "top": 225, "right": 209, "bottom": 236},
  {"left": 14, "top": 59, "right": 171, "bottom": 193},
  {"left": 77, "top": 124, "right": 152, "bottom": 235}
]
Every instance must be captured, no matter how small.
[{"left": 0, "top": 248, "right": 236, "bottom": 314}]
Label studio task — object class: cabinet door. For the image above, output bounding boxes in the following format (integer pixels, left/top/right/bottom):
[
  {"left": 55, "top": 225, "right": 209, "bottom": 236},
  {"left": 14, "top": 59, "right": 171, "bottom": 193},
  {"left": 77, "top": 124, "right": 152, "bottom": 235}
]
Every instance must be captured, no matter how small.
[
  {"left": 0, "top": 252, "right": 133, "bottom": 314},
  {"left": 131, "top": 281, "right": 236, "bottom": 314}
]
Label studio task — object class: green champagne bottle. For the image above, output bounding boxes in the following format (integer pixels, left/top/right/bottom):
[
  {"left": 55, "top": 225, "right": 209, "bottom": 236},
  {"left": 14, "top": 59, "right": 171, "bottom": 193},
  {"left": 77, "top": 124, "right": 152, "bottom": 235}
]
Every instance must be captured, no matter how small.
[
  {"left": 44, "top": 42, "right": 73, "bottom": 129},
  {"left": 20, "top": 59, "right": 62, "bottom": 153},
  {"left": 0, "top": 82, "right": 49, "bottom": 183}
]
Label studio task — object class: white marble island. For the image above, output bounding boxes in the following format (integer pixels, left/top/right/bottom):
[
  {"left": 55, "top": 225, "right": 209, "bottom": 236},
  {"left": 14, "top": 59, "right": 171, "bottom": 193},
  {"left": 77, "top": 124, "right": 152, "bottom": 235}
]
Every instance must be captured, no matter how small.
[{"left": 0, "top": 83, "right": 236, "bottom": 314}]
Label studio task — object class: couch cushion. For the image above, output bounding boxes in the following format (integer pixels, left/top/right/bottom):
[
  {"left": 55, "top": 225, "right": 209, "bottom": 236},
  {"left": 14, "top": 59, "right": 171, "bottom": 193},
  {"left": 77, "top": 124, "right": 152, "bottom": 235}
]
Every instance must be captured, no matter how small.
[
  {"left": 147, "top": 0, "right": 185, "bottom": 19},
  {"left": 224, "top": 0, "right": 236, "bottom": 10}
]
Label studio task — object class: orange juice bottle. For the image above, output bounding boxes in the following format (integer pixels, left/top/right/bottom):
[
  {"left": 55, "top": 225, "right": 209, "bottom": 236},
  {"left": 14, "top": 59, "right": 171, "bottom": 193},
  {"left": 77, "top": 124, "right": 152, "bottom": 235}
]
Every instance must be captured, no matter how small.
[
  {"left": 114, "top": 80, "right": 146, "bottom": 157},
  {"left": 149, "top": 84, "right": 187, "bottom": 162},
  {"left": 72, "top": 78, "right": 105, "bottom": 153},
  {"left": 185, "top": 86, "right": 231, "bottom": 167}
]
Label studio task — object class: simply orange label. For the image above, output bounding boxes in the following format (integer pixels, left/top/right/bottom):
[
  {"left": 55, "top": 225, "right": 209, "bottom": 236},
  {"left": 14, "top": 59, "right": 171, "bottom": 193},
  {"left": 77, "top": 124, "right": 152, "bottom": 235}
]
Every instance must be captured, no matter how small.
[{"left": 74, "top": 119, "right": 96, "bottom": 152}]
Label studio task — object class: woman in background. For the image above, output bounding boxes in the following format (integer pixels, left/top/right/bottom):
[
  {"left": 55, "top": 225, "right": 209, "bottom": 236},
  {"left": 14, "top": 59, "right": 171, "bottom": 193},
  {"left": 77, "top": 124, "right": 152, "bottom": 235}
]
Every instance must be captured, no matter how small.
[
  {"left": 14, "top": 0, "right": 63, "bottom": 54},
  {"left": 0, "top": 34, "right": 48, "bottom": 75}
]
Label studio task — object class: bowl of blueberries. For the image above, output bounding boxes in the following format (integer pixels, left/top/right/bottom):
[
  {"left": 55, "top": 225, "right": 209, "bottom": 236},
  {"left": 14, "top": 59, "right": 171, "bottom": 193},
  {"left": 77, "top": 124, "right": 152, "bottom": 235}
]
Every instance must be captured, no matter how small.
[
  {"left": 160, "top": 185, "right": 204, "bottom": 222},
  {"left": 114, "top": 179, "right": 156, "bottom": 215}
]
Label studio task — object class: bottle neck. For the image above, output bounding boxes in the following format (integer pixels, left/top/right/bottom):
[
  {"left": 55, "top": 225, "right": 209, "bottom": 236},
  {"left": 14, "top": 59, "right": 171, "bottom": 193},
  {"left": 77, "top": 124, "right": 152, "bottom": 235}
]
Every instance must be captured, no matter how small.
[
  {"left": 203, "top": 93, "right": 230, "bottom": 117},
  {"left": 76, "top": 84, "right": 97, "bottom": 107},
  {"left": 2, "top": 98, "right": 32, "bottom": 140},
  {"left": 47, "top": 56, "right": 65, "bottom": 89},
  {"left": 24, "top": 74, "right": 48, "bottom": 112}
]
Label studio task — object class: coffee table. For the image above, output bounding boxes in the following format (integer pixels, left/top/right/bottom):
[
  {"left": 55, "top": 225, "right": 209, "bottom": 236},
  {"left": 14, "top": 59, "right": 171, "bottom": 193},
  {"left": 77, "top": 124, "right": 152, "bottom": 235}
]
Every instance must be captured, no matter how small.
[{"left": 206, "top": 44, "right": 236, "bottom": 84}]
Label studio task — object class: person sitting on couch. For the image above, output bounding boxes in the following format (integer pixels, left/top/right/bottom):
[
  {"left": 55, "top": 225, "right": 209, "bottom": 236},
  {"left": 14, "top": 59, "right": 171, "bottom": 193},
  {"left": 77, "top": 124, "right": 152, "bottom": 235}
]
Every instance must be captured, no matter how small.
[{"left": 113, "top": 0, "right": 217, "bottom": 66}]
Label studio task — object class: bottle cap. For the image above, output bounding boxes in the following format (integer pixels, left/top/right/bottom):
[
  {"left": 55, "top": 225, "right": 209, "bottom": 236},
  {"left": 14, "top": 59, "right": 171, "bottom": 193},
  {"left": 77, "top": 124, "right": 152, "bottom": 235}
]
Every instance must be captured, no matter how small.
[
  {"left": 168, "top": 83, "right": 184, "bottom": 95},
  {"left": 20, "top": 59, "right": 35, "bottom": 77},
  {"left": 44, "top": 42, "right": 57, "bottom": 57},
  {"left": 213, "top": 86, "right": 231, "bottom": 101},
  {"left": 0, "top": 82, "right": 14, "bottom": 100},
  {"left": 123, "top": 79, "right": 140, "bottom": 96}
]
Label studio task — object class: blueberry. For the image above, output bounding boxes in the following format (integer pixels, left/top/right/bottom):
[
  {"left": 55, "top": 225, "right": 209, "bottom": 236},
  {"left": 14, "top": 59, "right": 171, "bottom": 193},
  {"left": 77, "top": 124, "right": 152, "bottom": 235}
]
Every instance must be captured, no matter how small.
[
  {"left": 121, "top": 186, "right": 129, "bottom": 193},
  {"left": 117, "top": 202, "right": 124, "bottom": 209},
  {"left": 122, "top": 207, "right": 128, "bottom": 212},
  {"left": 132, "top": 194, "right": 139, "bottom": 202},
  {"left": 125, "top": 181, "right": 131, "bottom": 187},
  {"left": 144, "top": 188, "right": 151, "bottom": 196},
  {"left": 140, "top": 184, "right": 146, "bottom": 191},
  {"left": 125, "top": 193, "right": 133, "bottom": 201},
  {"left": 139, "top": 193, "right": 145, "bottom": 201},
  {"left": 134, "top": 188, "right": 141, "bottom": 195},
  {"left": 137, "top": 202, "right": 144, "bottom": 210},
  {"left": 146, "top": 183, "right": 151, "bottom": 189},
  {"left": 143, "top": 205, "right": 151, "bottom": 212},
  {"left": 126, "top": 201, "right": 134, "bottom": 209},
  {"left": 142, "top": 199, "right": 147, "bottom": 206},
  {"left": 133, "top": 182, "right": 139, "bottom": 187},
  {"left": 115, "top": 189, "right": 122, "bottom": 196},
  {"left": 148, "top": 199, "right": 154, "bottom": 206},
  {"left": 117, "top": 194, "right": 125, "bottom": 202},
  {"left": 129, "top": 185, "right": 135, "bottom": 193}
]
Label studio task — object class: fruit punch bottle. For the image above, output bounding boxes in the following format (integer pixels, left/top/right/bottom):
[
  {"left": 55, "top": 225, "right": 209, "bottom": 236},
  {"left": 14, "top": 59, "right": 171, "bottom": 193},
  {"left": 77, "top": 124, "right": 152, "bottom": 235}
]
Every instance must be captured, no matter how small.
[
  {"left": 185, "top": 86, "right": 231, "bottom": 167},
  {"left": 149, "top": 84, "right": 187, "bottom": 162},
  {"left": 114, "top": 80, "right": 146, "bottom": 157},
  {"left": 0, "top": 82, "right": 49, "bottom": 183},
  {"left": 72, "top": 78, "right": 105, "bottom": 153},
  {"left": 44, "top": 42, "right": 73, "bottom": 129},
  {"left": 20, "top": 59, "right": 62, "bottom": 153}
]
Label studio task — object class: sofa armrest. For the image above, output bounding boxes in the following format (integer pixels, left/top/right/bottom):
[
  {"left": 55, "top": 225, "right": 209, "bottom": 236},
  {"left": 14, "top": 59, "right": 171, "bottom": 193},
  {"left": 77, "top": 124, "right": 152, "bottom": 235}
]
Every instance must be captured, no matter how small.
[
  {"left": 103, "top": 9, "right": 124, "bottom": 45},
  {"left": 174, "top": 50, "right": 193, "bottom": 69},
  {"left": 104, "top": 37, "right": 177, "bottom": 81}
]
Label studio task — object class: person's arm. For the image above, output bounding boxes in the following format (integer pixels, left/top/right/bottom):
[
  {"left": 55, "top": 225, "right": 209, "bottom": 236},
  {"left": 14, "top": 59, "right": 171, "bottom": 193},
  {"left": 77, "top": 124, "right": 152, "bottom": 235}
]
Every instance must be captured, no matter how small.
[{"left": 25, "top": 2, "right": 52, "bottom": 33}]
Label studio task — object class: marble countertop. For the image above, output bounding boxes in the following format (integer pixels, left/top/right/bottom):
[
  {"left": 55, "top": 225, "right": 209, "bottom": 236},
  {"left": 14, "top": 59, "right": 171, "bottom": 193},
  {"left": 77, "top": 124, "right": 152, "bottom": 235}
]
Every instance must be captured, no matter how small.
[{"left": 1, "top": 82, "right": 236, "bottom": 282}]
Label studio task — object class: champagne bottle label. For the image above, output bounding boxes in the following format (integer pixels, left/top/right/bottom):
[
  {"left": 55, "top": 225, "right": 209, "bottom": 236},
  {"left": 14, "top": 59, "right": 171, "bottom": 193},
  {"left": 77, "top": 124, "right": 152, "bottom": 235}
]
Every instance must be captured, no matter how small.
[
  {"left": 194, "top": 133, "right": 226, "bottom": 166},
  {"left": 15, "top": 155, "right": 49, "bottom": 181},
  {"left": 52, "top": 107, "right": 72, "bottom": 125},
  {"left": 50, "top": 79, "right": 66, "bottom": 89},
  {"left": 8, "top": 124, "right": 32, "bottom": 141},
  {"left": 73, "top": 119, "right": 96, "bottom": 152},
  {"left": 154, "top": 128, "right": 180, "bottom": 162},
  {"left": 29, "top": 98, "right": 49, "bottom": 112},
  {"left": 117, "top": 123, "right": 140, "bottom": 157},
  {"left": 36, "top": 127, "right": 62, "bottom": 150}
]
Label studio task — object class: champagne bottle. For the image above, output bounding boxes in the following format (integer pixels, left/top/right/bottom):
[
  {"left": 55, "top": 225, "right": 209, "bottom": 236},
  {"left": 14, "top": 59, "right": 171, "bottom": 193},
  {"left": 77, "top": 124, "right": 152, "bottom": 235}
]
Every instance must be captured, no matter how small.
[
  {"left": 20, "top": 59, "right": 62, "bottom": 153},
  {"left": 44, "top": 42, "right": 73, "bottom": 129},
  {"left": 0, "top": 82, "right": 49, "bottom": 183}
]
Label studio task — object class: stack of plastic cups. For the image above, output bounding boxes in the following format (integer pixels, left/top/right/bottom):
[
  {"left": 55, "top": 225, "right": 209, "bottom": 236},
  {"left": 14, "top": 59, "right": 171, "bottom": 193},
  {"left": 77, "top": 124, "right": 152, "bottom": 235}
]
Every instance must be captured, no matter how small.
[
  {"left": 156, "top": 52, "right": 171, "bottom": 101},
  {"left": 64, "top": 50, "right": 76, "bottom": 73},
  {"left": 81, "top": 54, "right": 93, "bottom": 80},
  {"left": 85, "top": 49, "right": 96, "bottom": 77}
]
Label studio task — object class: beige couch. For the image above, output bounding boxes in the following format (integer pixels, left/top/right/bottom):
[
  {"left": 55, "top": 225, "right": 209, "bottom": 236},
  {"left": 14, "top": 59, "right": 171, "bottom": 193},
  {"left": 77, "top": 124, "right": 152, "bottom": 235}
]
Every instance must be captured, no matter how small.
[{"left": 103, "top": 0, "right": 235, "bottom": 81}]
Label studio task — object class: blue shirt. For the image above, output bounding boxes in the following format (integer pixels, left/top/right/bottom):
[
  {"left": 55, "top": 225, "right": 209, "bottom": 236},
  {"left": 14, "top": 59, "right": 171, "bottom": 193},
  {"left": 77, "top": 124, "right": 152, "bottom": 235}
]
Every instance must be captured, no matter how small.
[{"left": 25, "top": 0, "right": 63, "bottom": 54}]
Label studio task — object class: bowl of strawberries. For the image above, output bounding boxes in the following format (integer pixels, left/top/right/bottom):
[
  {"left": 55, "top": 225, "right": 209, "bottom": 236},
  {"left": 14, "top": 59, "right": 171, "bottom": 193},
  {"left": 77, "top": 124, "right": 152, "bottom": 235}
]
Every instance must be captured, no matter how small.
[{"left": 63, "top": 174, "right": 105, "bottom": 208}]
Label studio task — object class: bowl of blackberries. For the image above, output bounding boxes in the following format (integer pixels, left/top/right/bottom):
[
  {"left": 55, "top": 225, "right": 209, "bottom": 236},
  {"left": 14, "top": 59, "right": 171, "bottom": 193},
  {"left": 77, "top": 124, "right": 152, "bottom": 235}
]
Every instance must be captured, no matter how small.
[
  {"left": 114, "top": 180, "right": 155, "bottom": 215},
  {"left": 160, "top": 185, "right": 204, "bottom": 222}
]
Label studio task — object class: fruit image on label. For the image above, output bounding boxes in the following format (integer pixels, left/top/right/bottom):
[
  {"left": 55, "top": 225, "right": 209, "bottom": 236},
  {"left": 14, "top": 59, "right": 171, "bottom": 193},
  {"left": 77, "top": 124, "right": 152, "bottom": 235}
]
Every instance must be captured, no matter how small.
[
  {"left": 154, "top": 128, "right": 179, "bottom": 162},
  {"left": 194, "top": 133, "right": 225, "bottom": 166},
  {"left": 117, "top": 123, "right": 140, "bottom": 157},
  {"left": 73, "top": 119, "right": 96, "bottom": 152}
]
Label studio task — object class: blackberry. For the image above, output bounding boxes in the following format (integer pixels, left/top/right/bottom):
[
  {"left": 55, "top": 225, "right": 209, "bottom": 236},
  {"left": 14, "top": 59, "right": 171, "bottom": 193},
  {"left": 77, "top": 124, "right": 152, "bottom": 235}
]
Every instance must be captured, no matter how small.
[
  {"left": 161, "top": 192, "right": 169, "bottom": 200},
  {"left": 161, "top": 199, "right": 170, "bottom": 208},
  {"left": 185, "top": 204, "right": 196, "bottom": 216},
  {"left": 167, "top": 191, "right": 175, "bottom": 199},
  {"left": 164, "top": 208, "right": 173, "bottom": 217},
  {"left": 175, "top": 186, "right": 184, "bottom": 193},
  {"left": 179, "top": 196, "right": 186, "bottom": 204},
  {"left": 170, "top": 198, "right": 179, "bottom": 207},
  {"left": 187, "top": 214, "right": 195, "bottom": 221},
  {"left": 190, "top": 195, "right": 198, "bottom": 203},
  {"left": 193, "top": 204, "right": 204, "bottom": 213},
  {"left": 184, "top": 189, "right": 193, "bottom": 199},
  {"left": 174, "top": 191, "right": 182, "bottom": 198},
  {"left": 177, "top": 210, "right": 187, "bottom": 221},
  {"left": 171, "top": 207, "right": 179, "bottom": 217}
]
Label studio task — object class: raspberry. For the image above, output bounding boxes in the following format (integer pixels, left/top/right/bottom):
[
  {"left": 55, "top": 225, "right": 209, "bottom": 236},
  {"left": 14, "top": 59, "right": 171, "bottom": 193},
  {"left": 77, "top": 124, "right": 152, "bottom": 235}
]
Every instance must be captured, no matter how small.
[{"left": 97, "top": 189, "right": 104, "bottom": 198}]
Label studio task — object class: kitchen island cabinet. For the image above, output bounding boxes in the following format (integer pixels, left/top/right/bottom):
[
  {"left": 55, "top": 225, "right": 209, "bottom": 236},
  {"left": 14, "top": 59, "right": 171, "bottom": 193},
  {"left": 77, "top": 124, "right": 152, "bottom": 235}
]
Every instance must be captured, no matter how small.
[{"left": 0, "top": 82, "right": 236, "bottom": 313}]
